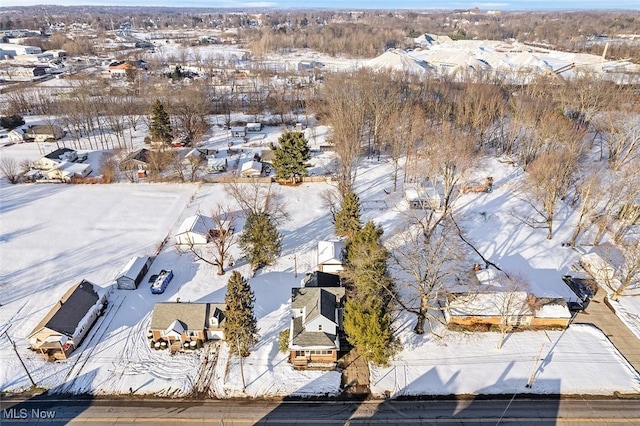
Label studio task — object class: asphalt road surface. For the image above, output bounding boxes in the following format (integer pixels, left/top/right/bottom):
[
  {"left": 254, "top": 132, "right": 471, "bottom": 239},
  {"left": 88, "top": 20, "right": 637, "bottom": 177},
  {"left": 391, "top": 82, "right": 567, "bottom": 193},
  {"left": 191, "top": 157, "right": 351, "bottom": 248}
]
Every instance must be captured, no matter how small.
[{"left": 2, "top": 395, "right": 640, "bottom": 425}]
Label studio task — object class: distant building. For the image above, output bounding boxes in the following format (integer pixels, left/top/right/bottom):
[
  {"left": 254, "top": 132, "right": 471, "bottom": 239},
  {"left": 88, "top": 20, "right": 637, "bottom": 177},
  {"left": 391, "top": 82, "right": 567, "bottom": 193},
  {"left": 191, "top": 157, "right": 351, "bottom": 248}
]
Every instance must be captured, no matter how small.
[
  {"left": 24, "top": 124, "right": 66, "bottom": 142},
  {"left": 34, "top": 147, "right": 77, "bottom": 170},
  {"left": 0, "top": 43, "right": 42, "bottom": 58}
]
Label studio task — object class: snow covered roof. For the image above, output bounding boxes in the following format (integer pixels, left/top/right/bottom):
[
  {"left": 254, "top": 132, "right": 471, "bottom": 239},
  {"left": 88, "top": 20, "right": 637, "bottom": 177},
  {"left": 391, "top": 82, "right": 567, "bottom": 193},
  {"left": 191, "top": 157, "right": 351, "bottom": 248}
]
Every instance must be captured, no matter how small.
[
  {"left": 176, "top": 214, "right": 216, "bottom": 237},
  {"left": 534, "top": 301, "right": 572, "bottom": 319},
  {"left": 368, "top": 49, "right": 432, "bottom": 74},
  {"left": 29, "top": 279, "right": 102, "bottom": 338},
  {"left": 447, "top": 291, "right": 531, "bottom": 317},
  {"left": 166, "top": 319, "right": 185, "bottom": 336},
  {"left": 317, "top": 240, "right": 344, "bottom": 266},
  {"left": 44, "top": 147, "right": 75, "bottom": 161},
  {"left": 241, "top": 160, "right": 262, "bottom": 172},
  {"left": 117, "top": 256, "right": 151, "bottom": 280}
]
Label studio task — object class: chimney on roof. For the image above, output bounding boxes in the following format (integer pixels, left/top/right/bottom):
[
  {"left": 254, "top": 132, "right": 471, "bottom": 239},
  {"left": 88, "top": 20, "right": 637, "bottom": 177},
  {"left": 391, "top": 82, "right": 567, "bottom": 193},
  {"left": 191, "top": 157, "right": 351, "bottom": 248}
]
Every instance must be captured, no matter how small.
[{"left": 176, "top": 297, "right": 181, "bottom": 303}]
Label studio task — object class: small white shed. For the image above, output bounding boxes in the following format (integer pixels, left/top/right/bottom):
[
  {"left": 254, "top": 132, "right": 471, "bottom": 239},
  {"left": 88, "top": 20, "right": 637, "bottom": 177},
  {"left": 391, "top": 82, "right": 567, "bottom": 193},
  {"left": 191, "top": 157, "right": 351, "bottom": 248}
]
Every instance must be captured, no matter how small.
[
  {"left": 317, "top": 240, "right": 345, "bottom": 273},
  {"left": 405, "top": 185, "right": 441, "bottom": 210},
  {"left": 175, "top": 214, "right": 216, "bottom": 245},
  {"left": 116, "top": 256, "right": 153, "bottom": 290},
  {"left": 231, "top": 126, "right": 246, "bottom": 138},
  {"left": 240, "top": 160, "right": 262, "bottom": 177}
]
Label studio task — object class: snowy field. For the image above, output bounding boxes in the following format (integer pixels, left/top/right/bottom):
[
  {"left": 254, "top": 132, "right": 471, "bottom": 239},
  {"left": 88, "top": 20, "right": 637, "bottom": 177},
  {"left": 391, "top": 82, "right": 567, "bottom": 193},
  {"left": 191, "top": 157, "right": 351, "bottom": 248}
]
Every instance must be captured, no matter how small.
[{"left": 1, "top": 149, "right": 639, "bottom": 397}]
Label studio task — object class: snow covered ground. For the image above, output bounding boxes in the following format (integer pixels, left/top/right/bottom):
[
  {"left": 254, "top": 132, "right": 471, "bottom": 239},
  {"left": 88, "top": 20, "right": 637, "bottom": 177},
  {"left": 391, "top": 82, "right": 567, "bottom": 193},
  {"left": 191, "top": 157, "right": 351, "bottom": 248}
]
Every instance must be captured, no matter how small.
[
  {"left": 371, "top": 323, "right": 639, "bottom": 396},
  {"left": 1, "top": 147, "right": 639, "bottom": 397},
  {"left": 1, "top": 38, "right": 639, "bottom": 396}
]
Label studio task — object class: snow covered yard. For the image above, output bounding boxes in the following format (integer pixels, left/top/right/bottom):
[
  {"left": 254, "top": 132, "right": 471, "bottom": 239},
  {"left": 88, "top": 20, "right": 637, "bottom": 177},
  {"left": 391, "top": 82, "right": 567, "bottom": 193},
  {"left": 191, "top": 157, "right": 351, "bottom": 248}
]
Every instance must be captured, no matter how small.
[
  {"left": 371, "top": 322, "right": 639, "bottom": 397},
  {"left": 0, "top": 150, "right": 638, "bottom": 398},
  {"left": 0, "top": 179, "right": 342, "bottom": 397}
]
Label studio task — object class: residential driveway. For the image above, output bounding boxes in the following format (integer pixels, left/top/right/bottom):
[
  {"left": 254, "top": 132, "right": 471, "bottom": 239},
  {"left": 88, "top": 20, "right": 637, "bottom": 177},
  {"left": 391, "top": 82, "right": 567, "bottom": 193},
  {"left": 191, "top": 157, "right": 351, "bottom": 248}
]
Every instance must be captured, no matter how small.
[
  {"left": 573, "top": 287, "right": 640, "bottom": 376},
  {"left": 338, "top": 348, "right": 370, "bottom": 396}
]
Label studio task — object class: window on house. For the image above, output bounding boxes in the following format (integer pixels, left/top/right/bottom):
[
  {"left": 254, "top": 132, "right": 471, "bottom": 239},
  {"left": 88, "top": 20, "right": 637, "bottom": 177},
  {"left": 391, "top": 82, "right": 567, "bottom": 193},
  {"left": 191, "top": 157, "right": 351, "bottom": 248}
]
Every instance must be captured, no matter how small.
[
  {"left": 318, "top": 324, "right": 322, "bottom": 331},
  {"left": 187, "top": 331, "right": 198, "bottom": 337}
]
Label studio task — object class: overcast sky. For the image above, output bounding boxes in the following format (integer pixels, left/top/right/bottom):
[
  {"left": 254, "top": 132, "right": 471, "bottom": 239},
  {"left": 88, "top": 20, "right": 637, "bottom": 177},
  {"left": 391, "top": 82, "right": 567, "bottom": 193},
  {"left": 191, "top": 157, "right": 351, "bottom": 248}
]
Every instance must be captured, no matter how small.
[{"left": 3, "top": 0, "right": 639, "bottom": 10}]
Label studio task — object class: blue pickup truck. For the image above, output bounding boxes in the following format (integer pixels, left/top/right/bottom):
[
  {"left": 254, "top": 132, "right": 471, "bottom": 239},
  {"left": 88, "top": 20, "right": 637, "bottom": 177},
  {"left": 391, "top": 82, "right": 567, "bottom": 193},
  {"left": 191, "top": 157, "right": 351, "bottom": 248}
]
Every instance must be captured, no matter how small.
[{"left": 150, "top": 269, "right": 173, "bottom": 294}]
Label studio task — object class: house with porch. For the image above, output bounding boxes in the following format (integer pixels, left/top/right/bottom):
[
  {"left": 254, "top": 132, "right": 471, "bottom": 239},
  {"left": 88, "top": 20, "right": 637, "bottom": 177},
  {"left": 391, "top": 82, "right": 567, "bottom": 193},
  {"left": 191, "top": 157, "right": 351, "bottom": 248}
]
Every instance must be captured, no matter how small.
[
  {"left": 28, "top": 280, "right": 107, "bottom": 361},
  {"left": 149, "top": 302, "right": 226, "bottom": 352},
  {"left": 24, "top": 124, "right": 66, "bottom": 142},
  {"left": 33, "top": 147, "right": 77, "bottom": 170},
  {"left": 119, "top": 148, "right": 150, "bottom": 171},
  {"left": 288, "top": 282, "right": 345, "bottom": 368},
  {"left": 443, "top": 268, "right": 571, "bottom": 329}
]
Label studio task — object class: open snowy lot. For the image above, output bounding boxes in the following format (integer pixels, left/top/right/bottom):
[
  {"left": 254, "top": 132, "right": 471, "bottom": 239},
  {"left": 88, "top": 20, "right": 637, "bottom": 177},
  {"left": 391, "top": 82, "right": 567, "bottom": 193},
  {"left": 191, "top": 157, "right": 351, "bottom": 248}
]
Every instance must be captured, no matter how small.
[{"left": 1, "top": 151, "right": 639, "bottom": 397}]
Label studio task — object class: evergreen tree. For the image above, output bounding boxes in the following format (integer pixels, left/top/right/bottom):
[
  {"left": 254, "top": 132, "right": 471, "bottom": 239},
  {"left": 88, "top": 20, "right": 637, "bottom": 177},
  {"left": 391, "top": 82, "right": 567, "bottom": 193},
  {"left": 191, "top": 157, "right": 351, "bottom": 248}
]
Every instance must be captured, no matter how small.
[
  {"left": 0, "top": 114, "right": 25, "bottom": 130},
  {"left": 271, "top": 131, "right": 311, "bottom": 182},
  {"left": 342, "top": 221, "right": 398, "bottom": 365},
  {"left": 238, "top": 212, "right": 283, "bottom": 273},
  {"left": 149, "top": 99, "right": 173, "bottom": 145},
  {"left": 224, "top": 271, "right": 259, "bottom": 356},
  {"left": 345, "top": 221, "right": 392, "bottom": 300},
  {"left": 334, "top": 191, "right": 361, "bottom": 239},
  {"left": 343, "top": 298, "right": 397, "bottom": 366}
]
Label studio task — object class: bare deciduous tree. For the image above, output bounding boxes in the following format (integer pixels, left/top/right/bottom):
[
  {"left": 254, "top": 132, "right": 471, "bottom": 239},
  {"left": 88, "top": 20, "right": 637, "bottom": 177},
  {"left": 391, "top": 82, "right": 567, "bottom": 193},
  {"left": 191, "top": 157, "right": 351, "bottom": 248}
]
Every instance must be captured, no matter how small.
[
  {"left": 412, "top": 122, "right": 475, "bottom": 239},
  {"left": 594, "top": 113, "right": 640, "bottom": 171},
  {"left": 99, "top": 152, "right": 118, "bottom": 183},
  {"left": 314, "top": 72, "right": 367, "bottom": 195},
  {"left": 224, "top": 181, "right": 288, "bottom": 223},
  {"left": 494, "top": 273, "right": 530, "bottom": 349},
  {"left": 517, "top": 149, "right": 578, "bottom": 239},
  {"left": 609, "top": 239, "right": 640, "bottom": 301},
  {"left": 180, "top": 205, "right": 238, "bottom": 275},
  {"left": 0, "top": 157, "right": 21, "bottom": 184},
  {"left": 390, "top": 217, "right": 466, "bottom": 335}
]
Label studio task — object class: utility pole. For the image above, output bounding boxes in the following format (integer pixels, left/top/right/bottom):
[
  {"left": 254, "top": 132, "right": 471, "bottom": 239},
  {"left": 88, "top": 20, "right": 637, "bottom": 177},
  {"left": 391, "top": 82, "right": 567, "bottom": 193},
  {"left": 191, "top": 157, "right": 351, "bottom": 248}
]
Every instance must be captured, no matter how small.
[
  {"left": 294, "top": 254, "right": 298, "bottom": 278},
  {"left": 525, "top": 342, "right": 545, "bottom": 388},
  {"left": 4, "top": 328, "right": 36, "bottom": 387}
]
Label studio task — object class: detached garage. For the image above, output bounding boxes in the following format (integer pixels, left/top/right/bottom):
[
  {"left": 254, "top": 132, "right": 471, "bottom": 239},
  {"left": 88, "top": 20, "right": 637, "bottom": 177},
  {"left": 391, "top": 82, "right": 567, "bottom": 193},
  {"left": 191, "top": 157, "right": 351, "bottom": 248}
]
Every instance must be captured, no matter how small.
[
  {"left": 175, "top": 214, "right": 216, "bottom": 246},
  {"left": 116, "top": 256, "right": 154, "bottom": 290}
]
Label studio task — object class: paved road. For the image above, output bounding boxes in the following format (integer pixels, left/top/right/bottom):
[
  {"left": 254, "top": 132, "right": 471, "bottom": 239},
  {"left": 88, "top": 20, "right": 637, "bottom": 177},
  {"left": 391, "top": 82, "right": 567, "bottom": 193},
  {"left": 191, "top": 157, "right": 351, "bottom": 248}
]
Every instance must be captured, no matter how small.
[
  {"left": 573, "top": 286, "right": 640, "bottom": 375},
  {"left": 2, "top": 396, "right": 640, "bottom": 425}
]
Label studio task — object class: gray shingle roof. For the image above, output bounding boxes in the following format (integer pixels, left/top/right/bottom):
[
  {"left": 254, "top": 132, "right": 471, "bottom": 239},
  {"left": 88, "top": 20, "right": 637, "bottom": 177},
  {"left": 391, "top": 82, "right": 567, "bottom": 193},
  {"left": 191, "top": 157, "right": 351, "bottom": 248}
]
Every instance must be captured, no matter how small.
[
  {"left": 150, "top": 303, "right": 208, "bottom": 331},
  {"left": 291, "top": 316, "right": 336, "bottom": 347},
  {"left": 40, "top": 280, "right": 100, "bottom": 337},
  {"left": 292, "top": 287, "right": 344, "bottom": 323}
]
